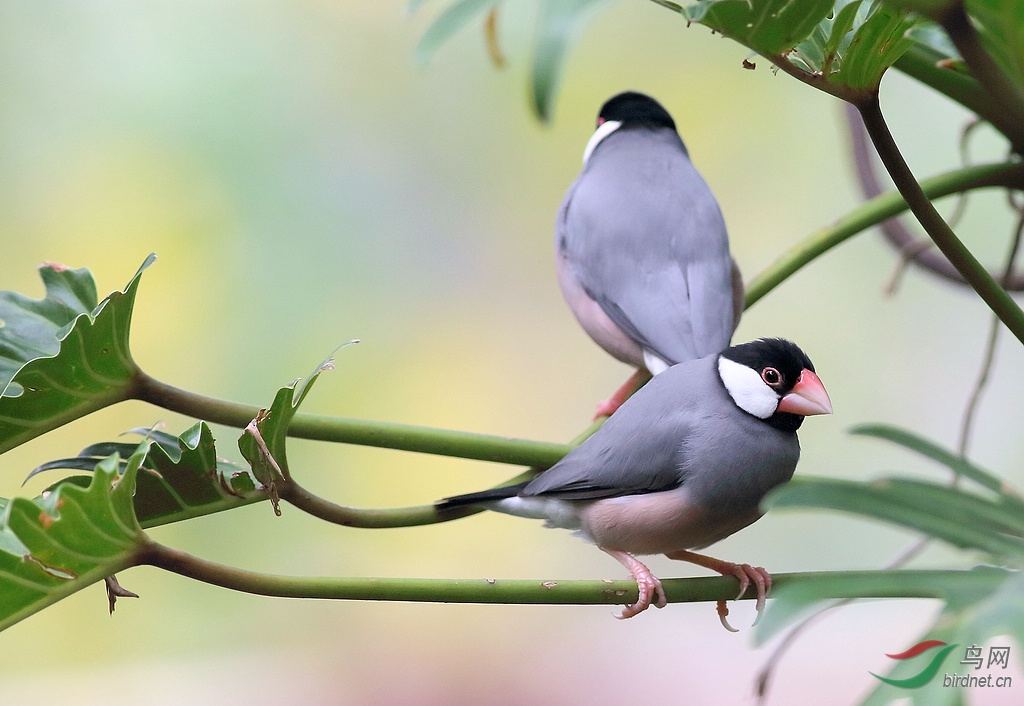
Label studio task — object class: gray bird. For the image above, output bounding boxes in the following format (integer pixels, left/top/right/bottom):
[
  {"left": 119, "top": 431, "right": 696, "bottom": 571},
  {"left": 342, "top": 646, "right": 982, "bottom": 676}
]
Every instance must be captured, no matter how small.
[
  {"left": 556, "top": 91, "right": 744, "bottom": 417},
  {"left": 438, "top": 338, "right": 831, "bottom": 624}
]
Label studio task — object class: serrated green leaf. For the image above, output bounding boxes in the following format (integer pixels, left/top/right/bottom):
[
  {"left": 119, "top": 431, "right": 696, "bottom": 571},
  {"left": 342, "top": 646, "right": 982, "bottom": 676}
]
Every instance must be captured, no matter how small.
[
  {"left": 0, "top": 255, "right": 153, "bottom": 456},
  {"left": 766, "top": 476, "right": 1024, "bottom": 563},
  {"left": 684, "top": 0, "right": 835, "bottom": 56},
  {"left": 36, "top": 423, "right": 261, "bottom": 528},
  {"left": 851, "top": 423, "right": 1023, "bottom": 501},
  {"left": 0, "top": 451, "right": 146, "bottom": 632},
  {"left": 415, "top": 0, "right": 501, "bottom": 64},
  {"left": 531, "top": 0, "right": 607, "bottom": 121}
]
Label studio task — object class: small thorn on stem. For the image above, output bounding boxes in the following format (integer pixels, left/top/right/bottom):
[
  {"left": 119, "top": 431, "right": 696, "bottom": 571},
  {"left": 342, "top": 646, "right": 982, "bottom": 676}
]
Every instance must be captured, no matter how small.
[{"left": 105, "top": 574, "right": 139, "bottom": 615}]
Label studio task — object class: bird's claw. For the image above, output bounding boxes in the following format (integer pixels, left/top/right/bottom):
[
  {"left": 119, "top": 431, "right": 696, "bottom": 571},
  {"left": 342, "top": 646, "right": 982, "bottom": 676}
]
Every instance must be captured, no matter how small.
[
  {"left": 717, "top": 600, "right": 739, "bottom": 632},
  {"left": 721, "top": 562, "right": 771, "bottom": 628},
  {"left": 615, "top": 572, "right": 666, "bottom": 620},
  {"left": 664, "top": 550, "right": 772, "bottom": 630}
]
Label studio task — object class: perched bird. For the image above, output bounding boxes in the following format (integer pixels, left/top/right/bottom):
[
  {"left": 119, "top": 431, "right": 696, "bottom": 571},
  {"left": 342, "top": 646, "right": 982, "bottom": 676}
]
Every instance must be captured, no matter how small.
[
  {"left": 555, "top": 91, "right": 744, "bottom": 417},
  {"left": 438, "top": 338, "right": 831, "bottom": 625}
]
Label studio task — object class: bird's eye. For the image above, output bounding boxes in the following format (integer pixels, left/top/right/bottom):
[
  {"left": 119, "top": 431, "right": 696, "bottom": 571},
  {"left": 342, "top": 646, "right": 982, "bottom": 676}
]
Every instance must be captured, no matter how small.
[{"left": 761, "top": 367, "right": 782, "bottom": 386}]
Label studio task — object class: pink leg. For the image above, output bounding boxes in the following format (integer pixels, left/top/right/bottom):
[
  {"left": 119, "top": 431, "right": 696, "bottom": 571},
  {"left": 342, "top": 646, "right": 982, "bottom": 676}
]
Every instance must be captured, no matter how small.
[
  {"left": 594, "top": 368, "right": 652, "bottom": 419},
  {"left": 602, "top": 548, "right": 667, "bottom": 619},
  {"left": 665, "top": 548, "right": 772, "bottom": 631}
]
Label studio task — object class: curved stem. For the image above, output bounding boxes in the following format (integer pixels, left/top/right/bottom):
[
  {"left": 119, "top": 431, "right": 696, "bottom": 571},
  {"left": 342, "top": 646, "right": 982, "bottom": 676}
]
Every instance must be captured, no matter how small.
[
  {"left": 133, "top": 371, "right": 570, "bottom": 468},
  {"left": 857, "top": 96, "right": 1024, "bottom": 344},
  {"left": 936, "top": 2, "right": 1024, "bottom": 152},
  {"left": 844, "top": 103, "right": 1024, "bottom": 290},
  {"left": 138, "top": 539, "right": 1007, "bottom": 605},
  {"left": 277, "top": 467, "right": 535, "bottom": 528},
  {"left": 275, "top": 420, "right": 606, "bottom": 528},
  {"left": 744, "top": 160, "right": 1024, "bottom": 308},
  {"left": 893, "top": 42, "right": 1006, "bottom": 137}
]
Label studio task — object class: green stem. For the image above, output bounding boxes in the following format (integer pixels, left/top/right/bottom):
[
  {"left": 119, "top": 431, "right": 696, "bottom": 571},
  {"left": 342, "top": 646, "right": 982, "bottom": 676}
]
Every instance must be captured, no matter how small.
[
  {"left": 133, "top": 371, "right": 570, "bottom": 467},
  {"left": 277, "top": 467, "right": 537, "bottom": 528},
  {"left": 137, "top": 539, "right": 1011, "bottom": 605},
  {"left": 275, "top": 421, "right": 606, "bottom": 528},
  {"left": 893, "top": 42, "right": 1006, "bottom": 138},
  {"left": 745, "top": 161, "right": 1024, "bottom": 308},
  {"left": 936, "top": 2, "right": 1024, "bottom": 151},
  {"left": 857, "top": 97, "right": 1024, "bottom": 344}
]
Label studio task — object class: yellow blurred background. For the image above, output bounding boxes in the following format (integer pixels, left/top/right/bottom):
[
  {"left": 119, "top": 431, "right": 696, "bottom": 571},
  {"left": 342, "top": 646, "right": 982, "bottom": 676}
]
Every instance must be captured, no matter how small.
[{"left": 0, "top": 1, "right": 1021, "bottom": 703}]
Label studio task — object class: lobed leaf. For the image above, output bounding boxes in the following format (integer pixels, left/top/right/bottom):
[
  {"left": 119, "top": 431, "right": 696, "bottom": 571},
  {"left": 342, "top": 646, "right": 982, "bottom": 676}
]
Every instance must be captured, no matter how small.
[
  {"left": 35, "top": 423, "right": 263, "bottom": 528},
  {"left": 0, "top": 255, "right": 154, "bottom": 455},
  {"left": 0, "top": 451, "right": 146, "bottom": 632}
]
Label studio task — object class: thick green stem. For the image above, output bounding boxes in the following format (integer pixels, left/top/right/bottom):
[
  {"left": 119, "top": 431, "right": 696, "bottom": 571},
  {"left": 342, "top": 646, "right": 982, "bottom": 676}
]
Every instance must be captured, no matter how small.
[
  {"left": 138, "top": 539, "right": 1008, "bottom": 606},
  {"left": 745, "top": 161, "right": 1024, "bottom": 308},
  {"left": 858, "top": 97, "right": 1024, "bottom": 344},
  {"left": 133, "top": 371, "right": 570, "bottom": 468}
]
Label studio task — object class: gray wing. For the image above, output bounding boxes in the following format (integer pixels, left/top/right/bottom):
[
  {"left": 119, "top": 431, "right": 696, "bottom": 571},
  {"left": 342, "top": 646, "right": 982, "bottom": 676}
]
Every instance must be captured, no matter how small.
[
  {"left": 558, "top": 128, "right": 735, "bottom": 365},
  {"left": 522, "top": 358, "right": 710, "bottom": 500}
]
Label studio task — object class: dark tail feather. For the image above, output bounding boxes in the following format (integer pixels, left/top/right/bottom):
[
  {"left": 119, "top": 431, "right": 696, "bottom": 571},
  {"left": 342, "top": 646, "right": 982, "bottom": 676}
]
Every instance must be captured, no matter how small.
[{"left": 436, "top": 482, "right": 528, "bottom": 511}]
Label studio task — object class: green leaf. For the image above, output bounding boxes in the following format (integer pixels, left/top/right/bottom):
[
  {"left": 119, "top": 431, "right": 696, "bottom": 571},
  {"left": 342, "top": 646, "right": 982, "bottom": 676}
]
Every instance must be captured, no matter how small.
[
  {"left": 0, "top": 450, "right": 146, "bottom": 632},
  {"left": 0, "top": 255, "right": 153, "bottom": 456},
  {"left": 414, "top": 0, "right": 501, "bottom": 64},
  {"left": 531, "top": 0, "right": 607, "bottom": 121},
  {"left": 786, "top": 1, "right": 919, "bottom": 89},
  {"left": 36, "top": 423, "right": 262, "bottom": 528},
  {"left": 834, "top": 1, "right": 918, "bottom": 88},
  {"left": 0, "top": 262, "right": 98, "bottom": 393},
  {"left": 968, "top": 0, "right": 1024, "bottom": 93},
  {"left": 766, "top": 476, "right": 1024, "bottom": 563},
  {"left": 684, "top": 0, "right": 836, "bottom": 56},
  {"left": 238, "top": 353, "right": 339, "bottom": 513},
  {"left": 850, "top": 423, "right": 1024, "bottom": 501},
  {"left": 754, "top": 565, "right": 1010, "bottom": 645},
  {"left": 858, "top": 571, "right": 1023, "bottom": 705}
]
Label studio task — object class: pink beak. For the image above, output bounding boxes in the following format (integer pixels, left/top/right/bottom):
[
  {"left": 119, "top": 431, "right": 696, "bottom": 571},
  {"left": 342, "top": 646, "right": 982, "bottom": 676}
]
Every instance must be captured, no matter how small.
[{"left": 777, "top": 369, "right": 832, "bottom": 416}]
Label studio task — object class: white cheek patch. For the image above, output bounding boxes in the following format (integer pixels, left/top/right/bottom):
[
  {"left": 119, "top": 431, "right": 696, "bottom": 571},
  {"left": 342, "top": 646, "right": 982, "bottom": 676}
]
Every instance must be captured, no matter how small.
[
  {"left": 582, "top": 120, "right": 622, "bottom": 166},
  {"left": 717, "top": 356, "right": 779, "bottom": 419}
]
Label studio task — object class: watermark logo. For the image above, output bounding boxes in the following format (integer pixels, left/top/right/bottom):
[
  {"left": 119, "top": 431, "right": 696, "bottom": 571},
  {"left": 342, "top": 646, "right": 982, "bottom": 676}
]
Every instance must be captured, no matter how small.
[{"left": 871, "top": 640, "right": 1014, "bottom": 690}]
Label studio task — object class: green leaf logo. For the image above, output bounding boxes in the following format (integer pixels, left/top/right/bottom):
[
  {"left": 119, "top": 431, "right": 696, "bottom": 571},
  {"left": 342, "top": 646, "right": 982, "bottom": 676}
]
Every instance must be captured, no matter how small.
[{"left": 870, "top": 640, "right": 959, "bottom": 689}]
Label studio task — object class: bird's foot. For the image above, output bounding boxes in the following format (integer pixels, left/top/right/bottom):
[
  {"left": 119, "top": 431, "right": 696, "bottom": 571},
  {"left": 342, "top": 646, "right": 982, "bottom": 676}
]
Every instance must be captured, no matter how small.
[
  {"left": 665, "top": 549, "right": 772, "bottom": 629},
  {"left": 593, "top": 368, "right": 652, "bottom": 420},
  {"left": 602, "top": 548, "right": 667, "bottom": 619}
]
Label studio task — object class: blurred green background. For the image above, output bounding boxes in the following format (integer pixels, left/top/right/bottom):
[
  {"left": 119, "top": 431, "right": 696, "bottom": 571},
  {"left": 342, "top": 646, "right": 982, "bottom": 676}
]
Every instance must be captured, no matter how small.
[{"left": 0, "top": 1, "right": 1022, "bottom": 703}]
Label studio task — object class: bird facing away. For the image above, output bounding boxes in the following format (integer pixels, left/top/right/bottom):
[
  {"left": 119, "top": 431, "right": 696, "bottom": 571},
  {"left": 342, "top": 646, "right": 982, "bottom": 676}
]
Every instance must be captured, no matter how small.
[
  {"left": 555, "top": 91, "right": 744, "bottom": 417},
  {"left": 438, "top": 338, "right": 831, "bottom": 625}
]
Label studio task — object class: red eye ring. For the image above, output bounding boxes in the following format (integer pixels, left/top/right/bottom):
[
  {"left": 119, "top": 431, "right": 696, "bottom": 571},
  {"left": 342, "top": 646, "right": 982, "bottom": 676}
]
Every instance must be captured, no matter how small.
[{"left": 761, "top": 367, "right": 782, "bottom": 386}]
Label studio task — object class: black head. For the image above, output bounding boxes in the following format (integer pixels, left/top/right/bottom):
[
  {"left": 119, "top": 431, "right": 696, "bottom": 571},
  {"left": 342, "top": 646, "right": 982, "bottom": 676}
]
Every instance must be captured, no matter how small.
[
  {"left": 720, "top": 338, "right": 818, "bottom": 433},
  {"left": 597, "top": 92, "right": 676, "bottom": 131}
]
